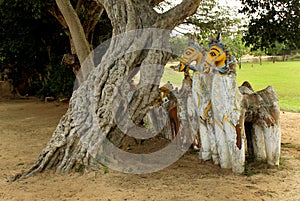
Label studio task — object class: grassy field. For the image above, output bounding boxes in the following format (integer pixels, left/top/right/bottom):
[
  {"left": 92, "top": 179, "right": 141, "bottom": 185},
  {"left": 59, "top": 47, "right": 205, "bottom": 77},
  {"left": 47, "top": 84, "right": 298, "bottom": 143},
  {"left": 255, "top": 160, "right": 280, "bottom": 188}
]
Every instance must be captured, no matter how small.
[{"left": 162, "top": 61, "right": 300, "bottom": 112}]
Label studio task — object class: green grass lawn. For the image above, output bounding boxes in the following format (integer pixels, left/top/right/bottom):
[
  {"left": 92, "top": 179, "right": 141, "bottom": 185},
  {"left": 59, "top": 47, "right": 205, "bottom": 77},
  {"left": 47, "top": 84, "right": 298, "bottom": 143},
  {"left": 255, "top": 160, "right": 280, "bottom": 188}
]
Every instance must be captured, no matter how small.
[
  {"left": 162, "top": 61, "right": 300, "bottom": 112},
  {"left": 161, "top": 62, "right": 184, "bottom": 86}
]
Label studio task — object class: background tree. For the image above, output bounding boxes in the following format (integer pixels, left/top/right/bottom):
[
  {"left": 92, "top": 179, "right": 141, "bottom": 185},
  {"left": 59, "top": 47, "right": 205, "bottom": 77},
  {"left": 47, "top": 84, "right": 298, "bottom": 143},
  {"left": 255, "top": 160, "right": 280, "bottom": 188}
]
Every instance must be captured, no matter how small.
[
  {"left": 169, "top": 35, "right": 190, "bottom": 59},
  {"left": 0, "top": 0, "right": 112, "bottom": 98},
  {"left": 0, "top": 0, "right": 73, "bottom": 97},
  {"left": 177, "top": 0, "right": 243, "bottom": 41},
  {"left": 240, "top": 0, "right": 300, "bottom": 51},
  {"left": 169, "top": 0, "right": 246, "bottom": 61},
  {"left": 12, "top": 0, "right": 203, "bottom": 180},
  {"left": 266, "top": 42, "right": 290, "bottom": 62},
  {"left": 224, "top": 34, "right": 250, "bottom": 69}
]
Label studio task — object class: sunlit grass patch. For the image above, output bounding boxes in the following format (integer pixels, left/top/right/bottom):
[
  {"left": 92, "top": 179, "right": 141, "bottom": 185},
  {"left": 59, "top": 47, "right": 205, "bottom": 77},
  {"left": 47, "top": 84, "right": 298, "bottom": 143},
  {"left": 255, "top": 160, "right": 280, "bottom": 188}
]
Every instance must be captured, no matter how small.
[
  {"left": 162, "top": 61, "right": 300, "bottom": 112},
  {"left": 236, "top": 61, "right": 300, "bottom": 112}
]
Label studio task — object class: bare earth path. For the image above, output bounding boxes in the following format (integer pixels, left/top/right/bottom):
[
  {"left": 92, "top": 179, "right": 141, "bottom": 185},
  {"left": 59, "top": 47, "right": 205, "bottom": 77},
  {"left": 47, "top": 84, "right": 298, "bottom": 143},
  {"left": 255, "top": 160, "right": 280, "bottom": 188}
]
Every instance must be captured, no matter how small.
[{"left": 0, "top": 99, "right": 299, "bottom": 201}]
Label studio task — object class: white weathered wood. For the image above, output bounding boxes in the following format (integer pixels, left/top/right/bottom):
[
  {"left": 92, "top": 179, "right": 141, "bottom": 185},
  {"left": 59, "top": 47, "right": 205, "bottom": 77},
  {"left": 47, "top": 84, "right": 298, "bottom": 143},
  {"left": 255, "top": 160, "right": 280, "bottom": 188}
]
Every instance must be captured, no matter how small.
[
  {"left": 192, "top": 71, "right": 219, "bottom": 164},
  {"left": 211, "top": 74, "right": 245, "bottom": 173},
  {"left": 242, "top": 85, "right": 281, "bottom": 167},
  {"left": 252, "top": 125, "right": 267, "bottom": 161},
  {"left": 264, "top": 125, "right": 281, "bottom": 166},
  {"left": 252, "top": 124, "right": 281, "bottom": 166},
  {"left": 192, "top": 70, "right": 246, "bottom": 173}
]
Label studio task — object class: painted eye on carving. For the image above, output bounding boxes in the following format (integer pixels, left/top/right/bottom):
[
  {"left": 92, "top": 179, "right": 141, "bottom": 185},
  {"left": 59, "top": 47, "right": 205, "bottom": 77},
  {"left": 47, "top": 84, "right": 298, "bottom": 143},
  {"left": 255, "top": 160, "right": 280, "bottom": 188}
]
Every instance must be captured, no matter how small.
[
  {"left": 186, "top": 51, "right": 191, "bottom": 55},
  {"left": 210, "top": 52, "right": 216, "bottom": 57}
]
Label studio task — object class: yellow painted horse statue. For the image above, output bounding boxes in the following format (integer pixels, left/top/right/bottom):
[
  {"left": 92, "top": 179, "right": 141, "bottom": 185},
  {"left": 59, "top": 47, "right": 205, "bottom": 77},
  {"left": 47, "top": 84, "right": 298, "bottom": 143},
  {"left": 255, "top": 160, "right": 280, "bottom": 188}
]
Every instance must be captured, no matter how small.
[
  {"left": 179, "top": 33, "right": 245, "bottom": 173},
  {"left": 175, "top": 36, "right": 208, "bottom": 150},
  {"left": 179, "top": 33, "right": 281, "bottom": 172}
]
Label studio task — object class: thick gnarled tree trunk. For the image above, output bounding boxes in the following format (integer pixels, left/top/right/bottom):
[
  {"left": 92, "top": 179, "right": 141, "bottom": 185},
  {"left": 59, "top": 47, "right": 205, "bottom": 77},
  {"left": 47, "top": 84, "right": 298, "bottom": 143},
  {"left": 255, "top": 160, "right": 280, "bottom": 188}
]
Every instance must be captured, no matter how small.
[{"left": 11, "top": 0, "right": 202, "bottom": 181}]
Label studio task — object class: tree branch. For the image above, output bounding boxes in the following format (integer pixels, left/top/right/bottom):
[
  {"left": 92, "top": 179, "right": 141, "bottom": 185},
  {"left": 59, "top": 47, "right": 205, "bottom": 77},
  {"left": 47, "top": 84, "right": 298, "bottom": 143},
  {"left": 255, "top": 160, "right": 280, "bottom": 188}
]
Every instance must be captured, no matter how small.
[
  {"left": 76, "top": 0, "right": 84, "bottom": 13},
  {"left": 154, "top": 0, "right": 202, "bottom": 29},
  {"left": 83, "top": 1, "right": 104, "bottom": 37},
  {"left": 49, "top": 4, "right": 68, "bottom": 29},
  {"left": 96, "top": 0, "right": 105, "bottom": 6},
  {"left": 55, "top": 0, "right": 93, "bottom": 69}
]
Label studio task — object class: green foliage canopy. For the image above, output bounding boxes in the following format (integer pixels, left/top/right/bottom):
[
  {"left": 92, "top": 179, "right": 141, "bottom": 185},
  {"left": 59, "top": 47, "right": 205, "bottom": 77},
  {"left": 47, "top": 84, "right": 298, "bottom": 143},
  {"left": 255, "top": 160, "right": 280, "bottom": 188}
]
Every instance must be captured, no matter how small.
[
  {"left": 240, "top": 0, "right": 300, "bottom": 51},
  {"left": 183, "top": 0, "right": 243, "bottom": 41}
]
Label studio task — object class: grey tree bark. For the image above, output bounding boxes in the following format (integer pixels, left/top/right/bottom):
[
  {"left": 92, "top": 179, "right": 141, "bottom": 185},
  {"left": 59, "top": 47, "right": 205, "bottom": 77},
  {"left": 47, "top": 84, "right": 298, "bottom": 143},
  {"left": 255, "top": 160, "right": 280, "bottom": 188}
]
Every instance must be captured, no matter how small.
[{"left": 11, "top": 0, "right": 202, "bottom": 181}]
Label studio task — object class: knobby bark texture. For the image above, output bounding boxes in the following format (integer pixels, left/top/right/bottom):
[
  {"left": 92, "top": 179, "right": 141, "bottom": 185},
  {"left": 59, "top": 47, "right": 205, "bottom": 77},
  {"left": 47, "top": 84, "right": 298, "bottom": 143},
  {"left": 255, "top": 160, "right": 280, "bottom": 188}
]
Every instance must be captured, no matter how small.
[{"left": 11, "top": 0, "right": 202, "bottom": 181}]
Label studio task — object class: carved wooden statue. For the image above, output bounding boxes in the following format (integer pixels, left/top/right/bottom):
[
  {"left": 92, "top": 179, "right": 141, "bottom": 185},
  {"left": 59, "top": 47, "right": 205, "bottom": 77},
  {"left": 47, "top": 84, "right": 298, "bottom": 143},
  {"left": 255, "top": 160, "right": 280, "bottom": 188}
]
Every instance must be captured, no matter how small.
[{"left": 178, "top": 33, "right": 281, "bottom": 173}]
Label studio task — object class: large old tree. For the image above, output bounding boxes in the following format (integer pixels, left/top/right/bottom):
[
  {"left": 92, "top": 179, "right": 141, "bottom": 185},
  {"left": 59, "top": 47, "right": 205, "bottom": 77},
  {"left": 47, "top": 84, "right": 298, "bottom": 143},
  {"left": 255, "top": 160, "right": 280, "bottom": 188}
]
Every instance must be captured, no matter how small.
[{"left": 12, "top": 0, "right": 202, "bottom": 180}]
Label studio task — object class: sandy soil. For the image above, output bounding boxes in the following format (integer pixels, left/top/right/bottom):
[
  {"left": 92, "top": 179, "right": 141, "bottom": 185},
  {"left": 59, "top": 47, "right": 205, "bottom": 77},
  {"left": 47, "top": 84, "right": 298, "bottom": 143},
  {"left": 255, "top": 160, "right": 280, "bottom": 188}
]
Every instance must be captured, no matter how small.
[{"left": 0, "top": 98, "right": 299, "bottom": 201}]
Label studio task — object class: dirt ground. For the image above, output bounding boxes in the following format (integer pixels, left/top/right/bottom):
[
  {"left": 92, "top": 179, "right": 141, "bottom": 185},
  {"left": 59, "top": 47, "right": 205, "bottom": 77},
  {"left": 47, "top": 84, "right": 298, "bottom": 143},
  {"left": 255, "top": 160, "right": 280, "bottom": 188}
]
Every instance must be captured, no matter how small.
[{"left": 0, "top": 98, "right": 299, "bottom": 201}]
